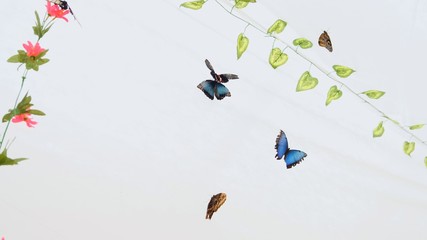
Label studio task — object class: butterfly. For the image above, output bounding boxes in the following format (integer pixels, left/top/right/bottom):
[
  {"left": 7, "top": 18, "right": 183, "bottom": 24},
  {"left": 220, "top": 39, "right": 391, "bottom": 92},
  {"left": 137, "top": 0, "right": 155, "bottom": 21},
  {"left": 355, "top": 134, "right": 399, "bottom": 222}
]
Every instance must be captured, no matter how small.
[
  {"left": 206, "top": 192, "right": 227, "bottom": 220},
  {"left": 275, "top": 130, "right": 307, "bottom": 169},
  {"left": 48, "top": 0, "right": 81, "bottom": 26},
  {"left": 318, "top": 31, "right": 333, "bottom": 52},
  {"left": 197, "top": 59, "right": 239, "bottom": 100}
]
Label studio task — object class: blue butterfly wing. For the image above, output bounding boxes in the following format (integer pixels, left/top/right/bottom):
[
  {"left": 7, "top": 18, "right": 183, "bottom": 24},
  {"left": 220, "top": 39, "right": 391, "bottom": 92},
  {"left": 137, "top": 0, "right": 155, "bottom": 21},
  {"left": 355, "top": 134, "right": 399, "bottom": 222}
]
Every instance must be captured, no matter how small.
[
  {"left": 214, "top": 82, "right": 231, "bottom": 100},
  {"left": 197, "top": 80, "right": 216, "bottom": 100},
  {"left": 284, "top": 150, "right": 307, "bottom": 169},
  {"left": 275, "top": 130, "right": 289, "bottom": 160}
]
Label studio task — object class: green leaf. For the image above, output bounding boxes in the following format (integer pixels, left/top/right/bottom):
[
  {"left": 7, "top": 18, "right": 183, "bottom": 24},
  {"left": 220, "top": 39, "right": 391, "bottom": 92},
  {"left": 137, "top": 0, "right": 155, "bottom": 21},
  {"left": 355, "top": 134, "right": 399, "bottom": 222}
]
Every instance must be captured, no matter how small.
[
  {"left": 0, "top": 149, "right": 27, "bottom": 166},
  {"left": 37, "top": 49, "right": 49, "bottom": 58},
  {"left": 373, "top": 121, "right": 385, "bottom": 138},
  {"left": 333, "top": 65, "right": 355, "bottom": 78},
  {"left": 2, "top": 112, "right": 13, "bottom": 123},
  {"left": 269, "top": 48, "right": 288, "bottom": 69},
  {"left": 234, "top": 0, "right": 256, "bottom": 8},
  {"left": 424, "top": 157, "right": 427, "bottom": 167},
  {"left": 325, "top": 85, "right": 342, "bottom": 106},
  {"left": 28, "top": 109, "right": 46, "bottom": 116},
  {"left": 403, "top": 141, "right": 415, "bottom": 156},
  {"left": 361, "top": 90, "right": 385, "bottom": 99},
  {"left": 42, "top": 23, "right": 54, "bottom": 36},
  {"left": 180, "top": 0, "right": 205, "bottom": 10},
  {"left": 37, "top": 58, "right": 50, "bottom": 66},
  {"left": 33, "top": 26, "right": 42, "bottom": 38},
  {"left": 35, "top": 11, "right": 41, "bottom": 26},
  {"left": 7, "top": 54, "right": 21, "bottom": 63},
  {"left": 8, "top": 50, "right": 27, "bottom": 64},
  {"left": 409, "top": 124, "right": 425, "bottom": 130},
  {"left": 267, "top": 19, "right": 287, "bottom": 35},
  {"left": 292, "top": 38, "right": 313, "bottom": 49},
  {"left": 296, "top": 71, "right": 318, "bottom": 92},
  {"left": 237, "top": 33, "right": 249, "bottom": 60}
]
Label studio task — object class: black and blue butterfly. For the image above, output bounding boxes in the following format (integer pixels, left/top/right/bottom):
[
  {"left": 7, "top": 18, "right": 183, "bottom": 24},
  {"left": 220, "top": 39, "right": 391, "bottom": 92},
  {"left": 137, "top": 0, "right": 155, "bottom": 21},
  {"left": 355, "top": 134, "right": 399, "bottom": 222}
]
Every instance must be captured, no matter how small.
[
  {"left": 275, "top": 130, "right": 307, "bottom": 169},
  {"left": 197, "top": 59, "right": 239, "bottom": 100}
]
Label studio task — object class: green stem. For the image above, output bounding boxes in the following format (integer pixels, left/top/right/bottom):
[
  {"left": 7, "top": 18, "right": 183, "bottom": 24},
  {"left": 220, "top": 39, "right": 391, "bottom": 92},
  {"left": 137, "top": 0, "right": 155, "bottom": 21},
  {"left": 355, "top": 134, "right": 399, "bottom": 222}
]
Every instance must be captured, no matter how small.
[
  {"left": 0, "top": 70, "right": 28, "bottom": 150},
  {"left": 213, "top": 0, "right": 427, "bottom": 147}
]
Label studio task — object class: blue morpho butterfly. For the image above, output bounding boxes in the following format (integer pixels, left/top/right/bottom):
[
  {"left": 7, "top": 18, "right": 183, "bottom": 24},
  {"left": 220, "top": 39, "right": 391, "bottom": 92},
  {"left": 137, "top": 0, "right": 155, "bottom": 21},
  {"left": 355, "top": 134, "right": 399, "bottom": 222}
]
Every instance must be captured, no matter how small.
[
  {"left": 275, "top": 130, "right": 307, "bottom": 169},
  {"left": 197, "top": 59, "right": 239, "bottom": 100}
]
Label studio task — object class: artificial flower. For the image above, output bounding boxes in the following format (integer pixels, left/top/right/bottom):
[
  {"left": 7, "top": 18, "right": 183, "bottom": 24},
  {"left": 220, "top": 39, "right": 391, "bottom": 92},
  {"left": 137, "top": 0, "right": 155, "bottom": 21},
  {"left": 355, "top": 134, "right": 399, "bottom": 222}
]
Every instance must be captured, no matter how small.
[
  {"left": 46, "top": 1, "right": 70, "bottom": 22},
  {"left": 12, "top": 113, "right": 38, "bottom": 128},
  {"left": 22, "top": 41, "right": 45, "bottom": 57}
]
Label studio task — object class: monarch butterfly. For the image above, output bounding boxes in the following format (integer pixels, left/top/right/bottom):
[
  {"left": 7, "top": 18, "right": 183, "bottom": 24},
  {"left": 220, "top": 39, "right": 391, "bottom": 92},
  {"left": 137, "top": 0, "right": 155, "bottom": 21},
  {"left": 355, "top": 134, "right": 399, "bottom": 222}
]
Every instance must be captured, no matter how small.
[{"left": 318, "top": 31, "right": 333, "bottom": 52}]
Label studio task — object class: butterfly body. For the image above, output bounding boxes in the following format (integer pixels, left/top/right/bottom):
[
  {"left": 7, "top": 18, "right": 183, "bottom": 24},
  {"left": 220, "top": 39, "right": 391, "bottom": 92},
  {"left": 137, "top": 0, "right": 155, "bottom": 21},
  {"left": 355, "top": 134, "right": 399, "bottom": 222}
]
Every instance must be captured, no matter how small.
[
  {"left": 206, "top": 192, "right": 227, "bottom": 220},
  {"left": 198, "top": 59, "right": 238, "bottom": 100},
  {"left": 318, "top": 31, "right": 333, "bottom": 52},
  {"left": 275, "top": 130, "right": 307, "bottom": 169}
]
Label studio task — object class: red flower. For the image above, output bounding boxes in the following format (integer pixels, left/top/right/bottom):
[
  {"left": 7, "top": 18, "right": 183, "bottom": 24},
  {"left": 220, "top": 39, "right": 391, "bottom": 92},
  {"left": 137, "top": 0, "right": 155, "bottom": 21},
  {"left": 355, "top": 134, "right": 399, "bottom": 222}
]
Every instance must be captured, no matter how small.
[
  {"left": 12, "top": 113, "right": 38, "bottom": 128},
  {"left": 46, "top": 1, "right": 70, "bottom": 22},
  {"left": 22, "top": 41, "right": 45, "bottom": 57}
]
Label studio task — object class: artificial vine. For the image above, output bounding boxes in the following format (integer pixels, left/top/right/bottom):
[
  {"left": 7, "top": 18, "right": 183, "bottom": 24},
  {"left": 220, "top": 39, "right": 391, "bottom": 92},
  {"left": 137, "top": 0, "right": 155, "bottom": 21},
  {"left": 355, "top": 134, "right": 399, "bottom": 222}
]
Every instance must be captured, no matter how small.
[
  {"left": 180, "top": 0, "right": 426, "bottom": 164},
  {"left": 0, "top": 1, "right": 74, "bottom": 166}
]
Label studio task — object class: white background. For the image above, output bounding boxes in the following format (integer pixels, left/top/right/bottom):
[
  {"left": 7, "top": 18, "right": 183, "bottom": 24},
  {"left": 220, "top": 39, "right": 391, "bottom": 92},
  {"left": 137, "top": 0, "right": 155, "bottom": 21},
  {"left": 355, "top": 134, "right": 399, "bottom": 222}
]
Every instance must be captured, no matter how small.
[{"left": 1, "top": 0, "right": 427, "bottom": 239}]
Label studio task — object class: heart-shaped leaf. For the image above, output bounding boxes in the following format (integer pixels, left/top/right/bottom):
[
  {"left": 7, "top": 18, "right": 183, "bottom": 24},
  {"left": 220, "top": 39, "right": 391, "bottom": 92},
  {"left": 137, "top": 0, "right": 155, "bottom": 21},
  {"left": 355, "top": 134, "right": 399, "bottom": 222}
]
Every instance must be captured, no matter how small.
[
  {"left": 361, "top": 90, "right": 385, "bottom": 99},
  {"left": 237, "top": 33, "right": 249, "bottom": 60},
  {"left": 235, "top": 0, "right": 256, "bottom": 9},
  {"left": 180, "top": 0, "right": 205, "bottom": 10},
  {"left": 269, "top": 48, "right": 288, "bottom": 69},
  {"left": 409, "top": 124, "right": 425, "bottom": 130},
  {"left": 333, "top": 65, "right": 355, "bottom": 78},
  {"left": 296, "top": 71, "right": 318, "bottom": 91},
  {"left": 293, "top": 38, "right": 313, "bottom": 49},
  {"left": 373, "top": 121, "right": 385, "bottom": 138},
  {"left": 267, "top": 19, "right": 287, "bottom": 35},
  {"left": 325, "top": 85, "right": 342, "bottom": 106},
  {"left": 403, "top": 141, "right": 415, "bottom": 156}
]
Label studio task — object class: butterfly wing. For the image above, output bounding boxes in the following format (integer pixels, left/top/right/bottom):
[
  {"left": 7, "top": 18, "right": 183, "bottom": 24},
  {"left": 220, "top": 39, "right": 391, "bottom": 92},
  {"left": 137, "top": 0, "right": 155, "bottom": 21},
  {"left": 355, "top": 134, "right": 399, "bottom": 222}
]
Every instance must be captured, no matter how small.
[
  {"left": 197, "top": 80, "right": 216, "bottom": 100},
  {"left": 275, "top": 130, "right": 289, "bottom": 160},
  {"left": 206, "top": 193, "right": 227, "bottom": 220},
  {"left": 205, "top": 59, "right": 215, "bottom": 72},
  {"left": 214, "top": 82, "right": 231, "bottom": 100},
  {"left": 318, "top": 31, "right": 333, "bottom": 52},
  {"left": 218, "top": 74, "right": 239, "bottom": 83},
  {"left": 284, "top": 150, "right": 307, "bottom": 169}
]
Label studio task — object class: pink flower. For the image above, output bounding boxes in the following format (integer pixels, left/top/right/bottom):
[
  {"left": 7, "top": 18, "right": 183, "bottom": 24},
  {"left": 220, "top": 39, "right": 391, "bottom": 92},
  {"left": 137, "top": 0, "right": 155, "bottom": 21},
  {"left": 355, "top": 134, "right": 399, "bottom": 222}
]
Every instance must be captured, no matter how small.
[
  {"left": 46, "top": 1, "right": 70, "bottom": 22},
  {"left": 22, "top": 41, "right": 45, "bottom": 57},
  {"left": 12, "top": 113, "right": 38, "bottom": 128}
]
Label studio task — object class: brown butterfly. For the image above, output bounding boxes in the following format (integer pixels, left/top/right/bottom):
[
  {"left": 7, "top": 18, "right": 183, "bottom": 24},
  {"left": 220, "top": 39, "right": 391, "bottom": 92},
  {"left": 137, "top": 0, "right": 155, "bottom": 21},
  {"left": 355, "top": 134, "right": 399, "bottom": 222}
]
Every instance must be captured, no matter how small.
[
  {"left": 318, "top": 31, "right": 333, "bottom": 52},
  {"left": 205, "top": 192, "right": 227, "bottom": 220}
]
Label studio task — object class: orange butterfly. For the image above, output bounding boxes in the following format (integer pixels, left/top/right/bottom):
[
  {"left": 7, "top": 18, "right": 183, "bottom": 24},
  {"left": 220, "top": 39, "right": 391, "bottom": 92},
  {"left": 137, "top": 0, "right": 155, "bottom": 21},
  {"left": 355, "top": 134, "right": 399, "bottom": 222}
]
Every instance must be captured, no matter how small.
[{"left": 318, "top": 31, "right": 333, "bottom": 52}]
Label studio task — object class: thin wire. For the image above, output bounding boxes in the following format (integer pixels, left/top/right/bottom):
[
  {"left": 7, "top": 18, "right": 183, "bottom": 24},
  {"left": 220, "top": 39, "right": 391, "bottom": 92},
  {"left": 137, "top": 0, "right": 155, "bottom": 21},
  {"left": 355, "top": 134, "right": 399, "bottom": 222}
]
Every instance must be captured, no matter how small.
[{"left": 213, "top": 0, "right": 426, "bottom": 148}]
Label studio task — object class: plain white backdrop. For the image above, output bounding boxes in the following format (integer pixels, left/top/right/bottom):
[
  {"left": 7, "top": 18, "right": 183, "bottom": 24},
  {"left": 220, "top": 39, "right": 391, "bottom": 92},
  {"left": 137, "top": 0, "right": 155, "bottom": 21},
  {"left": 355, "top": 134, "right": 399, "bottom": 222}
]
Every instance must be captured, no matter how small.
[{"left": 1, "top": 0, "right": 427, "bottom": 239}]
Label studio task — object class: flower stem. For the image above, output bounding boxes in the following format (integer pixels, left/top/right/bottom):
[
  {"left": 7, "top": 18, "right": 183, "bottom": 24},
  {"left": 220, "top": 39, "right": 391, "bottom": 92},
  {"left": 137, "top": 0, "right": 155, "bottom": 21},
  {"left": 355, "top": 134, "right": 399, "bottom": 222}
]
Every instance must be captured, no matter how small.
[{"left": 0, "top": 70, "right": 28, "bottom": 150}]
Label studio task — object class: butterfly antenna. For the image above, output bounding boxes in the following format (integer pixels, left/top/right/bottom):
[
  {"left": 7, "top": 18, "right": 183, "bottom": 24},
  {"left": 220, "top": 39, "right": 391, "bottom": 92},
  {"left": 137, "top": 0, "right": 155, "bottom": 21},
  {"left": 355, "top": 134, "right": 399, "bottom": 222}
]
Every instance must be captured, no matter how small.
[{"left": 69, "top": 7, "right": 82, "bottom": 27}]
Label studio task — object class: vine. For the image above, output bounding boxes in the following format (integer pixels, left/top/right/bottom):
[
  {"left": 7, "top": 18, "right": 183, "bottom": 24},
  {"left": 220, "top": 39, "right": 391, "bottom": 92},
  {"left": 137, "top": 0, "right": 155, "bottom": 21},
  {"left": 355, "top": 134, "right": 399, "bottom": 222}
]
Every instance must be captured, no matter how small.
[
  {"left": 180, "top": 0, "right": 426, "bottom": 163},
  {"left": 0, "top": 1, "right": 74, "bottom": 166}
]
